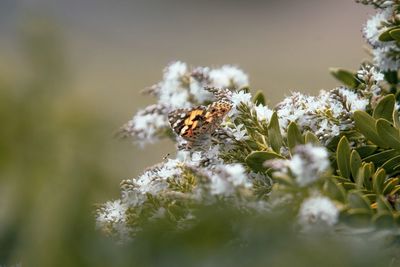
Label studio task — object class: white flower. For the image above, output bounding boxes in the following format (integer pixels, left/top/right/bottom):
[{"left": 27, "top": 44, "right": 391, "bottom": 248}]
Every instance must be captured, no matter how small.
[
  {"left": 230, "top": 91, "right": 252, "bottom": 107},
  {"left": 209, "top": 65, "right": 249, "bottom": 89},
  {"left": 133, "top": 159, "right": 183, "bottom": 195},
  {"left": 164, "top": 61, "right": 188, "bottom": 81},
  {"left": 254, "top": 104, "right": 273, "bottom": 122},
  {"left": 209, "top": 164, "right": 251, "bottom": 196},
  {"left": 298, "top": 196, "right": 339, "bottom": 229},
  {"left": 96, "top": 200, "right": 127, "bottom": 224},
  {"left": 363, "top": 7, "right": 394, "bottom": 47},
  {"left": 356, "top": 65, "right": 384, "bottom": 84},
  {"left": 225, "top": 124, "right": 249, "bottom": 141},
  {"left": 157, "top": 61, "right": 191, "bottom": 109},
  {"left": 228, "top": 91, "right": 253, "bottom": 117},
  {"left": 289, "top": 144, "right": 330, "bottom": 187},
  {"left": 336, "top": 87, "right": 369, "bottom": 112},
  {"left": 189, "top": 76, "right": 213, "bottom": 103},
  {"left": 122, "top": 104, "right": 169, "bottom": 145},
  {"left": 373, "top": 46, "right": 400, "bottom": 71}
]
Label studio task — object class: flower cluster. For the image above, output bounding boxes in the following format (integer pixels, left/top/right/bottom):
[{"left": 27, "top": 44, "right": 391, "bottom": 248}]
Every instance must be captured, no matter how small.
[
  {"left": 120, "top": 62, "right": 249, "bottom": 145},
  {"left": 97, "top": 0, "right": 400, "bottom": 244},
  {"left": 362, "top": 3, "right": 400, "bottom": 71},
  {"left": 276, "top": 88, "right": 369, "bottom": 143}
]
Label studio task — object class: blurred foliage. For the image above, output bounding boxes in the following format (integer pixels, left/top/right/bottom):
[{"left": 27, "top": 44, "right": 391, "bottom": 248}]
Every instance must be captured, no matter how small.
[
  {"left": 0, "top": 16, "right": 120, "bottom": 266},
  {"left": 0, "top": 15, "right": 399, "bottom": 267}
]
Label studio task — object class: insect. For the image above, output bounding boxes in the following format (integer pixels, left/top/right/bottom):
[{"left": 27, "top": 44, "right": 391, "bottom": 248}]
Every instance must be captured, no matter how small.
[{"left": 168, "top": 100, "right": 232, "bottom": 149}]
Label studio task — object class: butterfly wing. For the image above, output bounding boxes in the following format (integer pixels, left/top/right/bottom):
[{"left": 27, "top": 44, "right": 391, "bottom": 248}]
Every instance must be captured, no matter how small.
[{"left": 168, "top": 106, "right": 207, "bottom": 140}]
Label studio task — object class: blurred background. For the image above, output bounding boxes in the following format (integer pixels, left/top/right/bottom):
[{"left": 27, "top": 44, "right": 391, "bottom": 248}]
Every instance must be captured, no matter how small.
[{"left": 0, "top": 0, "right": 383, "bottom": 266}]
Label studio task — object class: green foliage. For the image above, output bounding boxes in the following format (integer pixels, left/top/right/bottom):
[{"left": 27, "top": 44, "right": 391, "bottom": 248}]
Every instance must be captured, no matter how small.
[
  {"left": 245, "top": 151, "right": 283, "bottom": 173},
  {"left": 330, "top": 68, "right": 360, "bottom": 88}
]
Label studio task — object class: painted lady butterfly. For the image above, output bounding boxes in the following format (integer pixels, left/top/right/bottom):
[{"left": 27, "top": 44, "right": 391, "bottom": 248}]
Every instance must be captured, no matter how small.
[{"left": 168, "top": 100, "right": 232, "bottom": 149}]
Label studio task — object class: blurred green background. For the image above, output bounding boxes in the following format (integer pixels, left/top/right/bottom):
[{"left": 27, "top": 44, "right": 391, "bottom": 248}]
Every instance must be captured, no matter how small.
[{"left": 0, "top": 1, "right": 388, "bottom": 266}]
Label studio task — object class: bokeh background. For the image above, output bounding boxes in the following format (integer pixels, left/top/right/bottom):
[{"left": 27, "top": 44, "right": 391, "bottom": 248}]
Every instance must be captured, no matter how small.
[{"left": 0, "top": 0, "right": 383, "bottom": 266}]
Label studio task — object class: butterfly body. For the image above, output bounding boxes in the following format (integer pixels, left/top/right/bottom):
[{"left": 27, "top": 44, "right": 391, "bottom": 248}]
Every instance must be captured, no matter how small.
[{"left": 168, "top": 100, "right": 232, "bottom": 149}]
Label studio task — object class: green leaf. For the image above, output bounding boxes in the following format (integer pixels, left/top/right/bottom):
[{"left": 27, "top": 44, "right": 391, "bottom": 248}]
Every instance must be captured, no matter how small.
[
  {"left": 394, "top": 109, "right": 400, "bottom": 129},
  {"left": 372, "top": 94, "right": 395, "bottom": 122},
  {"left": 355, "top": 145, "right": 378, "bottom": 158},
  {"left": 287, "top": 122, "right": 304, "bottom": 152},
  {"left": 379, "top": 28, "right": 396, "bottom": 42},
  {"left": 347, "top": 191, "right": 372, "bottom": 211},
  {"left": 363, "top": 149, "right": 400, "bottom": 166},
  {"left": 342, "top": 209, "right": 371, "bottom": 227},
  {"left": 267, "top": 112, "right": 283, "bottom": 153},
  {"left": 376, "top": 119, "right": 400, "bottom": 150},
  {"left": 353, "top": 111, "right": 388, "bottom": 148},
  {"left": 245, "top": 151, "right": 284, "bottom": 173},
  {"left": 383, "top": 177, "right": 399, "bottom": 195},
  {"left": 253, "top": 90, "right": 266, "bottom": 105},
  {"left": 364, "top": 163, "right": 374, "bottom": 190},
  {"left": 350, "top": 150, "right": 362, "bottom": 180},
  {"left": 390, "top": 185, "right": 400, "bottom": 195},
  {"left": 389, "top": 28, "right": 400, "bottom": 41},
  {"left": 372, "top": 168, "right": 386, "bottom": 194},
  {"left": 323, "top": 179, "right": 346, "bottom": 202},
  {"left": 329, "top": 68, "right": 359, "bottom": 88},
  {"left": 341, "top": 182, "right": 357, "bottom": 190},
  {"left": 337, "top": 136, "right": 351, "bottom": 179},
  {"left": 355, "top": 165, "right": 365, "bottom": 190},
  {"left": 381, "top": 155, "right": 400, "bottom": 175},
  {"left": 304, "top": 131, "right": 320, "bottom": 145},
  {"left": 376, "top": 195, "right": 393, "bottom": 212},
  {"left": 373, "top": 212, "right": 395, "bottom": 228}
]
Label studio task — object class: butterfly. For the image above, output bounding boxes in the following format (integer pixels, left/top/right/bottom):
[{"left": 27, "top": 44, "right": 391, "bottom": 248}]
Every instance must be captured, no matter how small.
[{"left": 168, "top": 100, "right": 232, "bottom": 149}]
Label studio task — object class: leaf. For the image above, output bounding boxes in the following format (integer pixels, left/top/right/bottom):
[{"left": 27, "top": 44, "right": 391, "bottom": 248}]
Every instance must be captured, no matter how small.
[
  {"left": 355, "top": 165, "right": 365, "bottom": 190},
  {"left": 373, "top": 212, "right": 395, "bottom": 228},
  {"left": 381, "top": 155, "right": 400, "bottom": 175},
  {"left": 376, "top": 195, "right": 393, "bottom": 212},
  {"left": 304, "top": 131, "right": 320, "bottom": 145},
  {"left": 353, "top": 111, "right": 388, "bottom": 148},
  {"left": 267, "top": 112, "right": 283, "bottom": 153},
  {"left": 363, "top": 163, "right": 374, "bottom": 190},
  {"left": 245, "top": 151, "right": 284, "bottom": 173},
  {"left": 363, "top": 149, "right": 400, "bottom": 166},
  {"left": 253, "top": 90, "right": 266, "bottom": 106},
  {"left": 330, "top": 68, "right": 359, "bottom": 88},
  {"left": 389, "top": 28, "right": 400, "bottom": 41},
  {"left": 347, "top": 191, "right": 372, "bottom": 211},
  {"left": 383, "top": 177, "right": 399, "bottom": 195},
  {"left": 378, "top": 27, "right": 400, "bottom": 42},
  {"left": 355, "top": 145, "right": 378, "bottom": 158},
  {"left": 287, "top": 122, "right": 304, "bottom": 152},
  {"left": 350, "top": 150, "right": 362, "bottom": 180},
  {"left": 372, "top": 94, "right": 395, "bottom": 122},
  {"left": 376, "top": 119, "right": 400, "bottom": 150},
  {"left": 372, "top": 168, "right": 386, "bottom": 194},
  {"left": 394, "top": 109, "right": 400, "bottom": 129},
  {"left": 337, "top": 136, "right": 351, "bottom": 179},
  {"left": 342, "top": 209, "right": 371, "bottom": 227},
  {"left": 323, "top": 179, "right": 346, "bottom": 202},
  {"left": 341, "top": 182, "right": 357, "bottom": 190}
]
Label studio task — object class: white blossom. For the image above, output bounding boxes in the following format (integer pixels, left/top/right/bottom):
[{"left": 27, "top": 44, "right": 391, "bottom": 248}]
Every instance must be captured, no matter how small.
[
  {"left": 224, "top": 124, "right": 249, "bottom": 141},
  {"left": 254, "top": 104, "right": 273, "bottom": 122},
  {"left": 209, "top": 65, "right": 249, "bottom": 89},
  {"left": 276, "top": 88, "right": 368, "bottom": 143},
  {"left": 289, "top": 144, "right": 330, "bottom": 187},
  {"left": 298, "top": 196, "right": 339, "bottom": 229},
  {"left": 363, "top": 7, "right": 394, "bottom": 47},
  {"left": 121, "top": 104, "right": 169, "bottom": 146},
  {"left": 373, "top": 46, "right": 400, "bottom": 71},
  {"left": 96, "top": 199, "right": 127, "bottom": 224},
  {"left": 209, "top": 164, "right": 251, "bottom": 196}
]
